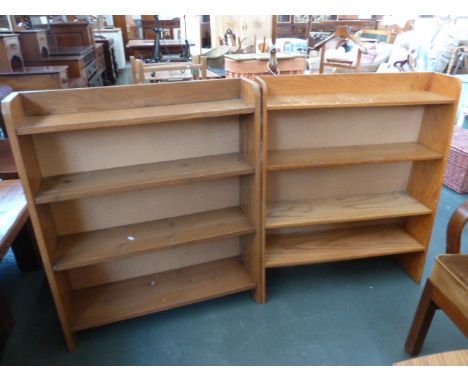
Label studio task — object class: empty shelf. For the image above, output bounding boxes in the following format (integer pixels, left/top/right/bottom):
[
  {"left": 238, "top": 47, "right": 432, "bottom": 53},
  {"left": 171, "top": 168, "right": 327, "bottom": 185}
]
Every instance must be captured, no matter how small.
[
  {"left": 265, "top": 225, "right": 425, "bottom": 268},
  {"left": 267, "top": 142, "right": 442, "bottom": 171},
  {"left": 17, "top": 99, "right": 255, "bottom": 135},
  {"left": 267, "top": 92, "right": 455, "bottom": 110},
  {"left": 54, "top": 207, "right": 255, "bottom": 271},
  {"left": 36, "top": 153, "right": 254, "bottom": 204},
  {"left": 267, "top": 192, "right": 431, "bottom": 229},
  {"left": 70, "top": 257, "right": 255, "bottom": 331}
]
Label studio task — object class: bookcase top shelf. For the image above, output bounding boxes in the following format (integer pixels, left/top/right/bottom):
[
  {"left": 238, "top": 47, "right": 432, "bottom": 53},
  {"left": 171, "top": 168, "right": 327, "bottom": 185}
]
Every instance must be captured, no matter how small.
[
  {"left": 267, "top": 91, "right": 454, "bottom": 110},
  {"left": 35, "top": 153, "right": 254, "bottom": 204},
  {"left": 17, "top": 99, "right": 254, "bottom": 135}
]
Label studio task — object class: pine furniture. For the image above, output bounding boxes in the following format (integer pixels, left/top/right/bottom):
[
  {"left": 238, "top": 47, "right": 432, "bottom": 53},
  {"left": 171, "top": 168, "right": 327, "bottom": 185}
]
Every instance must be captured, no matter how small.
[
  {"left": 257, "top": 73, "right": 460, "bottom": 302},
  {"left": 2, "top": 79, "right": 262, "bottom": 351}
]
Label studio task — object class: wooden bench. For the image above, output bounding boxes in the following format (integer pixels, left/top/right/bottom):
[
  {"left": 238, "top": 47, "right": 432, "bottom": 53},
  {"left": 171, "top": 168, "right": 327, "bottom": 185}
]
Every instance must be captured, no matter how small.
[{"left": 0, "top": 179, "right": 40, "bottom": 342}]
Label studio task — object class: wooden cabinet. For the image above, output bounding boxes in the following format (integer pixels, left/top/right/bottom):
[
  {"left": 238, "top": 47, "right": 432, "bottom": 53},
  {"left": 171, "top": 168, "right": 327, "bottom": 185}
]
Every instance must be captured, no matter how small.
[
  {"left": 0, "top": 65, "right": 68, "bottom": 90},
  {"left": 17, "top": 30, "right": 49, "bottom": 60},
  {"left": 2, "top": 78, "right": 262, "bottom": 350},
  {"left": 257, "top": 73, "right": 460, "bottom": 300},
  {"left": 94, "top": 36, "right": 117, "bottom": 84},
  {"left": 49, "top": 22, "right": 95, "bottom": 47},
  {"left": 0, "top": 34, "right": 24, "bottom": 72}
]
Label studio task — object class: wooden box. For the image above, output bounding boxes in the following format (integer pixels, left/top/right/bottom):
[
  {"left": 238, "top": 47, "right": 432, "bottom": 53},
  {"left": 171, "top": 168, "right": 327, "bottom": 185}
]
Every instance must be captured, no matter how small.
[
  {"left": 2, "top": 79, "right": 262, "bottom": 350},
  {"left": 257, "top": 73, "right": 460, "bottom": 301}
]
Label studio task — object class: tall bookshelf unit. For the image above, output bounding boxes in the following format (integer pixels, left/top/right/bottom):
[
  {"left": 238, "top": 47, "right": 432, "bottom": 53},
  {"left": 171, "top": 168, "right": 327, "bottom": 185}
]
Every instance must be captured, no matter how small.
[
  {"left": 3, "top": 79, "right": 262, "bottom": 350},
  {"left": 257, "top": 73, "right": 460, "bottom": 301}
]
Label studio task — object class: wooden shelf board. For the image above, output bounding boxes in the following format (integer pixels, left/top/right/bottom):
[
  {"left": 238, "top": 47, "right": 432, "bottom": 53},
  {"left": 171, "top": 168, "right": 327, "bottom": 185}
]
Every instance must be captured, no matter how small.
[
  {"left": 36, "top": 153, "right": 254, "bottom": 204},
  {"left": 54, "top": 207, "right": 255, "bottom": 271},
  {"left": 267, "top": 92, "right": 455, "bottom": 110},
  {"left": 267, "top": 192, "right": 432, "bottom": 229},
  {"left": 71, "top": 257, "right": 255, "bottom": 331},
  {"left": 267, "top": 142, "right": 442, "bottom": 171},
  {"left": 17, "top": 99, "right": 254, "bottom": 135},
  {"left": 265, "top": 225, "right": 425, "bottom": 268}
]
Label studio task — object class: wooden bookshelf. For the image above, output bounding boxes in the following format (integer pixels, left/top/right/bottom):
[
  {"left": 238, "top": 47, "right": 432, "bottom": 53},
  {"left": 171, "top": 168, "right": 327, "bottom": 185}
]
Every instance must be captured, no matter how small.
[
  {"left": 257, "top": 73, "right": 460, "bottom": 301},
  {"left": 2, "top": 79, "right": 262, "bottom": 351}
]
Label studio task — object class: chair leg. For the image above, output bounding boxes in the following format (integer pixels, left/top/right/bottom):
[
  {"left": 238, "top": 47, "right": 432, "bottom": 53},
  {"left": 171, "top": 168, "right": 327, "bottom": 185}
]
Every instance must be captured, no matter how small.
[{"left": 405, "top": 280, "right": 438, "bottom": 355}]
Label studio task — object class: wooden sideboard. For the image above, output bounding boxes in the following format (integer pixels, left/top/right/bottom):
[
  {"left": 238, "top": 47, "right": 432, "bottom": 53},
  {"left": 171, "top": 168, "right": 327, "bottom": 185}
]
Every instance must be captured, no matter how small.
[
  {"left": 49, "top": 22, "right": 95, "bottom": 48},
  {"left": 0, "top": 65, "right": 68, "bottom": 90}
]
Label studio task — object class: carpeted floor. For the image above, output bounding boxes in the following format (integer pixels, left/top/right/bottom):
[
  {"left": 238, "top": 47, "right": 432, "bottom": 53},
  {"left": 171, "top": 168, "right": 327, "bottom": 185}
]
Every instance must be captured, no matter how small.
[{"left": 0, "top": 186, "right": 466, "bottom": 365}]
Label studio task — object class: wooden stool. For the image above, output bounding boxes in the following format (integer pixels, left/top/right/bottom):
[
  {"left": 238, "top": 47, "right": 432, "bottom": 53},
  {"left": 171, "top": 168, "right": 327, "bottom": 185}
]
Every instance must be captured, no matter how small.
[
  {"left": 0, "top": 180, "right": 40, "bottom": 342},
  {"left": 405, "top": 201, "right": 468, "bottom": 355}
]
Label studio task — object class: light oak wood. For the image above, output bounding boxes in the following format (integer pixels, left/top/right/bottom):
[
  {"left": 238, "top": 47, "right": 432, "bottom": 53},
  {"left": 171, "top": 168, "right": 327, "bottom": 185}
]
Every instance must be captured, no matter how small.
[
  {"left": 3, "top": 78, "right": 262, "bottom": 350},
  {"left": 17, "top": 99, "right": 254, "bottom": 135},
  {"left": 267, "top": 142, "right": 442, "bottom": 171},
  {"left": 266, "top": 225, "right": 425, "bottom": 268},
  {"left": 71, "top": 257, "right": 254, "bottom": 331},
  {"left": 267, "top": 91, "right": 454, "bottom": 110},
  {"left": 395, "top": 349, "right": 468, "bottom": 366},
  {"left": 267, "top": 192, "right": 431, "bottom": 229},
  {"left": 258, "top": 73, "right": 460, "bottom": 300},
  {"left": 36, "top": 153, "right": 254, "bottom": 204},
  {"left": 54, "top": 207, "right": 255, "bottom": 271}
]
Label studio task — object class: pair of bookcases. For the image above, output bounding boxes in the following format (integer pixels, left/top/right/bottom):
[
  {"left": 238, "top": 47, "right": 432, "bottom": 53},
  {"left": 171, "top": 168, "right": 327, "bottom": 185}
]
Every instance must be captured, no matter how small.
[{"left": 2, "top": 73, "right": 460, "bottom": 350}]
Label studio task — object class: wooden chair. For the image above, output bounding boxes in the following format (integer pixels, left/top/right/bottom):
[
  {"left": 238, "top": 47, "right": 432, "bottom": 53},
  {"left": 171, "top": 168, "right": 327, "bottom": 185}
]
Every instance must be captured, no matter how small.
[
  {"left": 405, "top": 201, "right": 468, "bottom": 355},
  {"left": 130, "top": 55, "right": 207, "bottom": 83},
  {"left": 312, "top": 25, "right": 367, "bottom": 74}
]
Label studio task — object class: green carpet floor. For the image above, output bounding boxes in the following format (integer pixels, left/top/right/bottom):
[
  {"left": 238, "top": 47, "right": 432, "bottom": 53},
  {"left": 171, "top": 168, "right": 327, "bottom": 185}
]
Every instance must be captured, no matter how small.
[{"left": 0, "top": 186, "right": 466, "bottom": 365}]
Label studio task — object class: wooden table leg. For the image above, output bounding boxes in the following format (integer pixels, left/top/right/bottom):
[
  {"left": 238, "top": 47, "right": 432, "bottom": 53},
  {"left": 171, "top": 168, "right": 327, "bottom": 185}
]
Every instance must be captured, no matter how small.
[
  {"left": 11, "top": 219, "right": 41, "bottom": 272},
  {"left": 405, "top": 280, "right": 439, "bottom": 355}
]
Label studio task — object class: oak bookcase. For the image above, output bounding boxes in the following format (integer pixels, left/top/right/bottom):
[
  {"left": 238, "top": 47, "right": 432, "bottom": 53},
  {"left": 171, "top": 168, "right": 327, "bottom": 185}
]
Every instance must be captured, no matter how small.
[
  {"left": 257, "top": 73, "right": 460, "bottom": 301},
  {"left": 2, "top": 78, "right": 262, "bottom": 350}
]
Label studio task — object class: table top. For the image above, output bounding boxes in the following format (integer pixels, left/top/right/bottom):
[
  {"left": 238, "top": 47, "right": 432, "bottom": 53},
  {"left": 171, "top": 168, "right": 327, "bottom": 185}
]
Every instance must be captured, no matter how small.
[
  {"left": 0, "top": 66, "right": 68, "bottom": 76},
  {"left": 127, "top": 39, "right": 193, "bottom": 48},
  {"left": 0, "top": 179, "right": 27, "bottom": 257},
  {"left": 225, "top": 53, "right": 306, "bottom": 62},
  {"left": 144, "top": 68, "right": 221, "bottom": 81},
  {"left": 394, "top": 349, "right": 468, "bottom": 366}
]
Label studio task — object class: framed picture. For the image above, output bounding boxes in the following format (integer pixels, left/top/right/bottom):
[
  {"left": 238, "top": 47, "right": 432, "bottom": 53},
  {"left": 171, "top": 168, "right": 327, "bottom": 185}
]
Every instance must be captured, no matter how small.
[
  {"left": 293, "top": 15, "right": 309, "bottom": 23},
  {"left": 277, "top": 15, "right": 291, "bottom": 23}
]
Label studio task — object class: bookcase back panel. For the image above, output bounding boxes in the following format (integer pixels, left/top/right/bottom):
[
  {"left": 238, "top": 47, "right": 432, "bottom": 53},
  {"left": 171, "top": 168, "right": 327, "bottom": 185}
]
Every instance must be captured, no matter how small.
[
  {"left": 33, "top": 116, "right": 240, "bottom": 177},
  {"left": 267, "top": 107, "right": 423, "bottom": 150},
  {"left": 20, "top": 80, "right": 242, "bottom": 114},
  {"left": 51, "top": 178, "right": 240, "bottom": 235},
  {"left": 67, "top": 237, "right": 241, "bottom": 289},
  {"left": 267, "top": 162, "right": 412, "bottom": 202}
]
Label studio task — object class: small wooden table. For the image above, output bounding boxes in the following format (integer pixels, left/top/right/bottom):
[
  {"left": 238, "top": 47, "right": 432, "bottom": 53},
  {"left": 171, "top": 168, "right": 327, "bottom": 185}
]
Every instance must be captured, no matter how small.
[
  {"left": 0, "top": 180, "right": 40, "bottom": 341},
  {"left": 395, "top": 349, "right": 468, "bottom": 366}
]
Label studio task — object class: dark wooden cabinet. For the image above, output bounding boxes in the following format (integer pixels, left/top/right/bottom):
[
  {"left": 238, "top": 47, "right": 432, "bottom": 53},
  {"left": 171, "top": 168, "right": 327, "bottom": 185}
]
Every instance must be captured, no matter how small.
[
  {"left": 49, "top": 22, "right": 95, "bottom": 48},
  {"left": 141, "top": 17, "right": 181, "bottom": 40},
  {"left": 95, "top": 36, "right": 117, "bottom": 84}
]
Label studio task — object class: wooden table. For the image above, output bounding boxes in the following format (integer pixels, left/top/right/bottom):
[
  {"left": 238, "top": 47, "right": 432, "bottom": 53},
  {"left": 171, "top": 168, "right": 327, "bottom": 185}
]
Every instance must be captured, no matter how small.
[
  {"left": 395, "top": 349, "right": 468, "bottom": 366},
  {"left": 127, "top": 39, "right": 193, "bottom": 60},
  {"left": 0, "top": 180, "right": 40, "bottom": 341},
  {"left": 224, "top": 53, "right": 306, "bottom": 79},
  {"left": 0, "top": 65, "right": 69, "bottom": 91}
]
